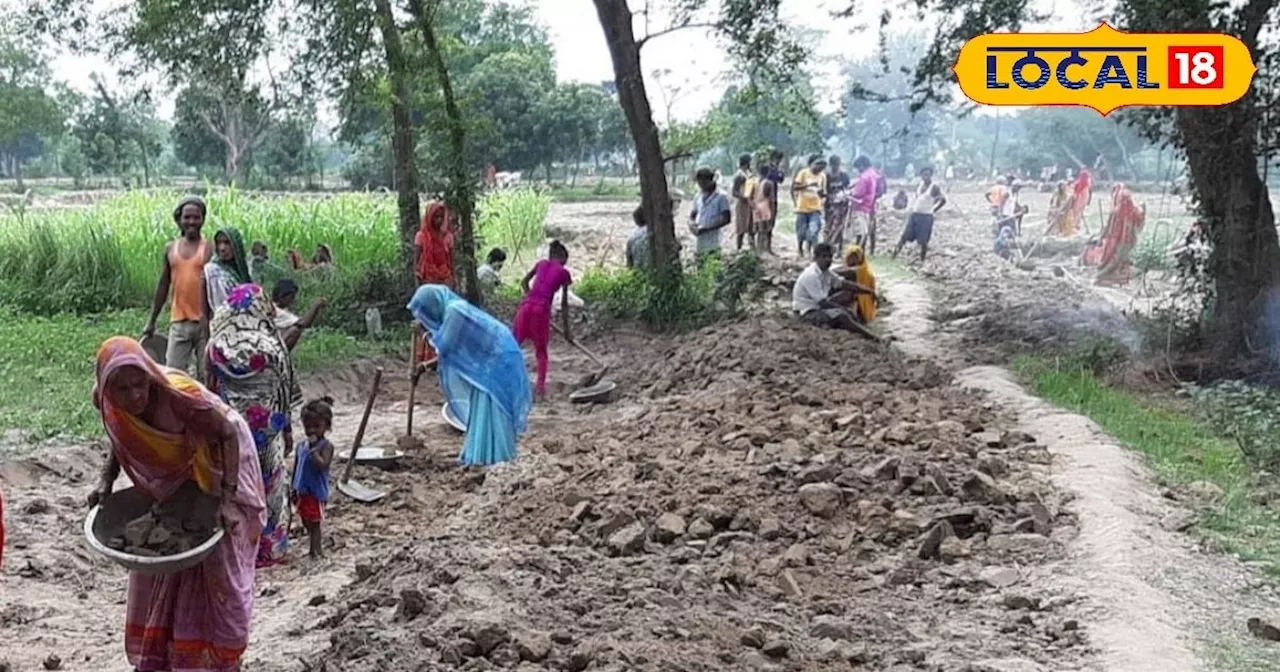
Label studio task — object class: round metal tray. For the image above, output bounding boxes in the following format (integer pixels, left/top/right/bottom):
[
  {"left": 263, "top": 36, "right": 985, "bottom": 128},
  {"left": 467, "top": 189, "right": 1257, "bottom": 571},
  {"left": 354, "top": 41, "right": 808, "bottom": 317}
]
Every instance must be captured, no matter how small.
[
  {"left": 442, "top": 400, "right": 468, "bottom": 433},
  {"left": 84, "top": 485, "right": 225, "bottom": 575},
  {"left": 337, "top": 446, "right": 404, "bottom": 469},
  {"left": 569, "top": 380, "right": 618, "bottom": 404}
]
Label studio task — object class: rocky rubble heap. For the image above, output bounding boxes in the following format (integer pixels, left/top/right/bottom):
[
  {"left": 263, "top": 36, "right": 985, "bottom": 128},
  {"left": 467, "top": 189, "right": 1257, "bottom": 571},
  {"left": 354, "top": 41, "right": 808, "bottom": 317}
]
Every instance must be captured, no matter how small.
[
  {"left": 309, "top": 318, "right": 1090, "bottom": 671},
  {"left": 105, "top": 486, "right": 217, "bottom": 557}
]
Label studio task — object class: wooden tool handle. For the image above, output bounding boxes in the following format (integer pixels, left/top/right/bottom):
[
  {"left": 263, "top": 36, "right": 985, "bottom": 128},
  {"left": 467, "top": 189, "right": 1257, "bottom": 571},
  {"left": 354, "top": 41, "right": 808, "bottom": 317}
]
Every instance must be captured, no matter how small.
[
  {"left": 341, "top": 368, "right": 382, "bottom": 485},
  {"left": 406, "top": 373, "right": 417, "bottom": 437},
  {"left": 551, "top": 323, "right": 603, "bottom": 367}
]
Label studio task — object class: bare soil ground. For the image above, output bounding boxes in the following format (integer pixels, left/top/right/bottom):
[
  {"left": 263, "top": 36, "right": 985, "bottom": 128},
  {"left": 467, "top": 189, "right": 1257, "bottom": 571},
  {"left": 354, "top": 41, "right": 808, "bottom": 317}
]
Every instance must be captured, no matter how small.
[{"left": 0, "top": 192, "right": 1272, "bottom": 672}]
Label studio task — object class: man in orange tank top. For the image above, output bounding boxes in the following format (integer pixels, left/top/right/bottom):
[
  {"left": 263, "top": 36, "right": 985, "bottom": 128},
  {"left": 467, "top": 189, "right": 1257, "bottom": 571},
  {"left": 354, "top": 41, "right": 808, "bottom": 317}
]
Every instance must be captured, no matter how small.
[{"left": 142, "top": 197, "right": 212, "bottom": 377}]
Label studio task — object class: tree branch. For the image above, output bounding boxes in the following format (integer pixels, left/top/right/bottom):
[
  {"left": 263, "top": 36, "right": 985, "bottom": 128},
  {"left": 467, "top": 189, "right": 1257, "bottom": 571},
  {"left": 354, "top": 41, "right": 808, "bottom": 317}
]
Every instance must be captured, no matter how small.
[
  {"left": 1239, "top": 0, "right": 1278, "bottom": 47},
  {"left": 638, "top": 21, "right": 721, "bottom": 49},
  {"left": 197, "top": 109, "right": 233, "bottom": 146}
]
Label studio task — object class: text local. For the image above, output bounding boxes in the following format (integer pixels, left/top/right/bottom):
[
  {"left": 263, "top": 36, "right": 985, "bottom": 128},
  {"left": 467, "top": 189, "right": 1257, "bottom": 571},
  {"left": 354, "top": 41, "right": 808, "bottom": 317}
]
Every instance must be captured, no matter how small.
[{"left": 985, "top": 47, "right": 1160, "bottom": 90}]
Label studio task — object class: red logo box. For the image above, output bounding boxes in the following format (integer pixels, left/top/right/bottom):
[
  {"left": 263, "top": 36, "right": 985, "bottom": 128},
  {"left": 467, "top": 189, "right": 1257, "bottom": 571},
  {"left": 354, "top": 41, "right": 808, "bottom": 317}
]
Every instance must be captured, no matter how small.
[{"left": 1167, "top": 45, "right": 1225, "bottom": 89}]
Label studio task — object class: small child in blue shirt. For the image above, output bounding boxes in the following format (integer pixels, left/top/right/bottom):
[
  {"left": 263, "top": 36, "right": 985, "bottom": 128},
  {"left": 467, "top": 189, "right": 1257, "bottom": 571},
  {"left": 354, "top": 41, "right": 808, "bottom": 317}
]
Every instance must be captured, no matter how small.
[{"left": 292, "top": 396, "right": 334, "bottom": 559}]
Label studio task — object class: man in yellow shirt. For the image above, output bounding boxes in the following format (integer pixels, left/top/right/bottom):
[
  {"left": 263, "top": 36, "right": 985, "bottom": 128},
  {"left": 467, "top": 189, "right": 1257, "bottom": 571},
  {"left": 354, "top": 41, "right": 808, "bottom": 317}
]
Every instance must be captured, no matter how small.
[{"left": 791, "top": 155, "right": 827, "bottom": 256}]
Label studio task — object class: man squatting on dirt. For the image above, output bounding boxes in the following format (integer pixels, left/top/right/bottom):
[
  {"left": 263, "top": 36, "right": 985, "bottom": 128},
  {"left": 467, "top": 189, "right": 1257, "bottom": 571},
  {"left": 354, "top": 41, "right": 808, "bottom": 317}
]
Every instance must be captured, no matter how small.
[{"left": 791, "top": 243, "right": 880, "bottom": 341}]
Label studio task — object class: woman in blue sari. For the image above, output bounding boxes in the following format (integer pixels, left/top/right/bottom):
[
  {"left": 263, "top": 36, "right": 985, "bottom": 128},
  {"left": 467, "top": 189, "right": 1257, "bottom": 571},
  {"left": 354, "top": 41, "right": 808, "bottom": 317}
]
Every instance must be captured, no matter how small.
[{"left": 408, "top": 285, "right": 532, "bottom": 465}]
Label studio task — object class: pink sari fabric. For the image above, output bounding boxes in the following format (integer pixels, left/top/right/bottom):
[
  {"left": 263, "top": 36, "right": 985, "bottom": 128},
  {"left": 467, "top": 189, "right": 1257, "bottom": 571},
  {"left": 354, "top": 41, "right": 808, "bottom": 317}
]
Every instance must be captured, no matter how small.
[{"left": 94, "top": 337, "right": 266, "bottom": 672}]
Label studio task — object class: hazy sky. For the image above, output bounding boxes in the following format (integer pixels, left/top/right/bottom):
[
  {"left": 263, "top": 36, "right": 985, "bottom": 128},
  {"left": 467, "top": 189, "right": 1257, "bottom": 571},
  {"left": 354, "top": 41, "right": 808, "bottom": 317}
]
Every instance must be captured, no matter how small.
[{"left": 24, "top": 0, "right": 1094, "bottom": 124}]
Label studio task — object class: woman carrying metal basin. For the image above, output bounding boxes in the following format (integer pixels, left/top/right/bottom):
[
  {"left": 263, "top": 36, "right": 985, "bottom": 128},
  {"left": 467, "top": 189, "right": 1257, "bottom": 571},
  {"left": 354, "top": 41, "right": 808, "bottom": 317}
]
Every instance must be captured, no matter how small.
[{"left": 88, "top": 336, "right": 266, "bottom": 672}]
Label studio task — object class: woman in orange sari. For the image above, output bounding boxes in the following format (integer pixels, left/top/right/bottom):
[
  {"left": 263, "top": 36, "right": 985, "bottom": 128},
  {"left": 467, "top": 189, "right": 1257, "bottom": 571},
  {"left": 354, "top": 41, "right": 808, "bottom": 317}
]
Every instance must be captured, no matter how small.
[
  {"left": 1083, "top": 183, "right": 1145, "bottom": 286},
  {"left": 1057, "top": 168, "right": 1093, "bottom": 236},
  {"left": 89, "top": 337, "right": 266, "bottom": 672},
  {"left": 413, "top": 201, "right": 456, "bottom": 368},
  {"left": 837, "top": 244, "right": 879, "bottom": 323}
]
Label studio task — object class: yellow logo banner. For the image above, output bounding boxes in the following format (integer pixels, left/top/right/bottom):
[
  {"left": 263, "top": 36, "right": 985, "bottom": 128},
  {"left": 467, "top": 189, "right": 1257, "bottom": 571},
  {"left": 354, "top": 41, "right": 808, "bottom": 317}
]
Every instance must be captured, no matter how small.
[{"left": 952, "top": 23, "right": 1256, "bottom": 115}]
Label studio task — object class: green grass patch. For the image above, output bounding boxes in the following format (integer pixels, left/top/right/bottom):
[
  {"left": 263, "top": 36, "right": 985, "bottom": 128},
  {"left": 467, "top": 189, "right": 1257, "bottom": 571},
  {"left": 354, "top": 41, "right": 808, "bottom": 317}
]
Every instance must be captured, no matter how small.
[
  {"left": 0, "top": 307, "right": 405, "bottom": 448},
  {"left": 1012, "top": 356, "right": 1280, "bottom": 573},
  {"left": 546, "top": 180, "right": 639, "bottom": 202}
]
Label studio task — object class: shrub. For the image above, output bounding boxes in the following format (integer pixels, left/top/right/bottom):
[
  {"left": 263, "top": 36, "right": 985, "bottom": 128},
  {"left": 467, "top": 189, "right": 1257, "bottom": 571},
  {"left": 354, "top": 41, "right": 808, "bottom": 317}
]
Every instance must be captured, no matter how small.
[
  {"left": 474, "top": 188, "right": 550, "bottom": 264},
  {"left": 576, "top": 251, "right": 767, "bottom": 330}
]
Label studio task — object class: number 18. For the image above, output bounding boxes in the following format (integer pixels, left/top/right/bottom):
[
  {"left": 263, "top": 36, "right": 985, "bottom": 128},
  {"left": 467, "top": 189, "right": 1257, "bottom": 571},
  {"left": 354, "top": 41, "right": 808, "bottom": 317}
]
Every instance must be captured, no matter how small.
[{"left": 1168, "top": 46, "right": 1224, "bottom": 89}]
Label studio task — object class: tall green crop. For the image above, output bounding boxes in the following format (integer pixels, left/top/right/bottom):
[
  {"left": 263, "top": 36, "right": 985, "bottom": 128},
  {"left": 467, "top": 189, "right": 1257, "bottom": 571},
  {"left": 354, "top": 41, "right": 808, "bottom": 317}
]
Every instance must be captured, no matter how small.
[{"left": 0, "top": 187, "right": 549, "bottom": 316}]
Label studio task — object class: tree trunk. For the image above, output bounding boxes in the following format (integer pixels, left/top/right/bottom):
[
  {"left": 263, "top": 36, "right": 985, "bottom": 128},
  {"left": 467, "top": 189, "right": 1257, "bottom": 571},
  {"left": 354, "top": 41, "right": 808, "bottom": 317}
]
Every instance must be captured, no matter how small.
[
  {"left": 592, "top": 0, "right": 678, "bottom": 273},
  {"left": 373, "top": 0, "right": 423, "bottom": 273},
  {"left": 409, "top": 0, "right": 480, "bottom": 304},
  {"left": 1177, "top": 103, "right": 1280, "bottom": 370},
  {"left": 571, "top": 140, "right": 583, "bottom": 186},
  {"left": 1111, "top": 126, "right": 1139, "bottom": 181},
  {"left": 137, "top": 139, "right": 152, "bottom": 188}
]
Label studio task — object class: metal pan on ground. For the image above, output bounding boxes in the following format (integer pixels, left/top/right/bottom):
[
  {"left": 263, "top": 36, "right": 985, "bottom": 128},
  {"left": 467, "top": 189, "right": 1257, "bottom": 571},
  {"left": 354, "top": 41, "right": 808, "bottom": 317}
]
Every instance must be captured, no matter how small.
[
  {"left": 337, "top": 446, "right": 404, "bottom": 469},
  {"left": 141, "top": 334, "right": 168, "bottom": 364},
  {"left": 442, "top": 400, "right": 468, "bottom": 433},
  {"left": 569, "top": 379, "right": 618, "bottom": 404},
  {"left": 84, "top": 486, "right": 225, "bottom": 575}
]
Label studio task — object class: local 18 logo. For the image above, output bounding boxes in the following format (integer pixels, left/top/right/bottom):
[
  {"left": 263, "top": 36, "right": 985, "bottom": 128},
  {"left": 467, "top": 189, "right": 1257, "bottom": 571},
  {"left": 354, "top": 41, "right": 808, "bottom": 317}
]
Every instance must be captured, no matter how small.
[{"left": 952, "top": 23, "right": 1256, "bottom": 114}]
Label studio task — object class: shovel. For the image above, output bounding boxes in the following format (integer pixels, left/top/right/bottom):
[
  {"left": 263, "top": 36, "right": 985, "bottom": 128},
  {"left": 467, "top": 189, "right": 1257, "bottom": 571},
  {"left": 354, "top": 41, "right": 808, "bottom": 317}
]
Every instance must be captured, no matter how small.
[
  {"left": 552, "top": 323, "right": 609, "bottom": 389},
  {"left": 398, "top": 334, "right": 422, "bottom": 452},
  {"left": 337, "top": 368, "right": 387, "bottom": 503}
]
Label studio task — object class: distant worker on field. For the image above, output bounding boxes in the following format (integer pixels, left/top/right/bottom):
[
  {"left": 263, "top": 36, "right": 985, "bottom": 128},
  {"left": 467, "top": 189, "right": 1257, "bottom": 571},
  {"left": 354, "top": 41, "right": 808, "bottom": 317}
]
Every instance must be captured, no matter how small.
[
  {"left": 791, "top": 155, "right": 827, "bottom": 256},
  {"left": 1083, "top": 184, "right": 1146, "bottom": 287},
  {"left": 824, "top": 155, "right": 853, "bottom": 252},
  {"left": 761, "top": 149, "right": 786, "bottom": 254},
  {"left": 249, "top": 241, "right": 286, "bottom": 287},
  {"left": 731, "top": 153, "right": 754, "bottom": 251},
  {"left": 626, "top": 207, "right": 652, "bottom": 270},
  {"left": 414, "top": 200, "right": 456, "bottom": 367},
  {"left": 893, "top": 166, "right": 948, "bottom": 263},
  {"left": 849, "top": 156, "right": 878, "bottom": 253},
  {"left": 142, "top": 196, "right": 213, "bottom": 378},
  {"left": 748, "top": 163, "right": 777, "bottom": 253},
  {"left": 478, "top": 248, "right": 507, "bottom": 297},
  {"left": 689, "top": 167, "right": 732, "bottom": 264}
]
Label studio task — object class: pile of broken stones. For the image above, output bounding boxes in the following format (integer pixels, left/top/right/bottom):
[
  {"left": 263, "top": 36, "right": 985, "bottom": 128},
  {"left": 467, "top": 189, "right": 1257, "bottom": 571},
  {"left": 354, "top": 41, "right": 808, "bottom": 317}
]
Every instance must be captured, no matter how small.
[{"left": 309, "top": 318, "right": 1091, "bottom": 671}]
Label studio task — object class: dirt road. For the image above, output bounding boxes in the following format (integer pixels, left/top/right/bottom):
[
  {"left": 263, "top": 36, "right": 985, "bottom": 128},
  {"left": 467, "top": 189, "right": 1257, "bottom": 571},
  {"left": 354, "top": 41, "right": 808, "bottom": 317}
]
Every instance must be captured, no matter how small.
[{"left": 0, "top": 195, "right": 1272, "bottom": 672}]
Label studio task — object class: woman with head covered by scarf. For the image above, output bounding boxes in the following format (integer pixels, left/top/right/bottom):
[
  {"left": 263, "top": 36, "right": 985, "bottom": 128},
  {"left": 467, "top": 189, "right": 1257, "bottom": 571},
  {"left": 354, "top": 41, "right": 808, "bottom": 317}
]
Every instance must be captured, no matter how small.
[
  {"left": 1084, "top": 183, "right": 1145, "bottom": 287},
  {"left": 413, "top": 201, "right": 456, "bottom": 369},
  {"left": 408, "top": 285, "right": 531, "bottom": 466},
  {"left": 88, "top": 336, "right": 266, "bottom": 672},
  {"left": 206, "top": 283, "right": 297, "bottom": 567},
  {"left": 203, "top": 227, "right": 254, "bottom": 320}
]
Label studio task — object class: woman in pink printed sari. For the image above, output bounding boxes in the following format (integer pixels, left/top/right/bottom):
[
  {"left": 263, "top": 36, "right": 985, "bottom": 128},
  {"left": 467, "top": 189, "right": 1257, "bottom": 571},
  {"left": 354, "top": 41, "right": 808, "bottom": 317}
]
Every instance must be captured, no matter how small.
[{"left": 88, "top": 336, "right": 266, "bottom": 672}]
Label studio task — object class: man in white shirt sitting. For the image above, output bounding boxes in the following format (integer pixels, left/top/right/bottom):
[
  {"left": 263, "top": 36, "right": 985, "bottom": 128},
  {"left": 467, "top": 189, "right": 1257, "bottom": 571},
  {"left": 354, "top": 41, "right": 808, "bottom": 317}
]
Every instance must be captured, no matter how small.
[{"left": 791, "top": 243, "right": 879, "bottom": 339}]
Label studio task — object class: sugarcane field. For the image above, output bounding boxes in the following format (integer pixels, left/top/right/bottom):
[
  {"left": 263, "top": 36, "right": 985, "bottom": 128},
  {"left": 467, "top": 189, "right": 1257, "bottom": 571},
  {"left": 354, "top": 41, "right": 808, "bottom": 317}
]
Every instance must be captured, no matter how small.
[{"left": 5, "top": 1, "right": 1280, "bottom": 672}]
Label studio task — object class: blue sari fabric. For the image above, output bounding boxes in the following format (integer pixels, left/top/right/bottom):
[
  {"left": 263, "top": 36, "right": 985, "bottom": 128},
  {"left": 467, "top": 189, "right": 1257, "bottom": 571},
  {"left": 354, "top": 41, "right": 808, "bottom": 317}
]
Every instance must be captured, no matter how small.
[{"left": 408, "top": 285, "right": 531, "bottom": 466}]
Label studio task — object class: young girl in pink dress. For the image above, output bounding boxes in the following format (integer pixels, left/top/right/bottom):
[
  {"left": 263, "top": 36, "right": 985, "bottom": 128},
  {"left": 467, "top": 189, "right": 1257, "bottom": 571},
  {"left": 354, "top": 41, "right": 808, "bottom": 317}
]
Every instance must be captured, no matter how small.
[{"left": 513, "top": 241, "right": 574, "bottom": 399}]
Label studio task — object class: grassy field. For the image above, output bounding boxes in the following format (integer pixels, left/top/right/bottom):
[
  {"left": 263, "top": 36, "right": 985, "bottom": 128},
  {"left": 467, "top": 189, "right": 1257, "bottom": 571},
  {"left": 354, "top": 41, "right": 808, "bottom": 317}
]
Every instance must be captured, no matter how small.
[
  {"left": 0, "top": 187, "right": 550, "bottom": 316},
  {"left": 0, "top": 186, "right": 550, "bottom": 445},
  {"left": 0, "top": 307, "right": 407, "bottom": 447},
  {"left": 1013, "top": 357, "right": 1280, "bottom": 575}
]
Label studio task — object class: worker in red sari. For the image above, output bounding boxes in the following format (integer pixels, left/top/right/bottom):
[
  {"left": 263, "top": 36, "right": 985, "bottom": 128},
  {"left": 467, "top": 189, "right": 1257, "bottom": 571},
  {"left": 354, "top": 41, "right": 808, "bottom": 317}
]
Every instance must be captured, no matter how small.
[
  {"left": 413, "top": 201, "right": 456, "bottom": 370},
  {"left": 1082, "top": 183, "right": 1145, "bottom": 286}
]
